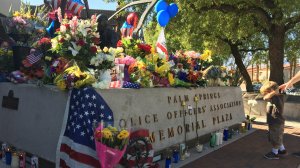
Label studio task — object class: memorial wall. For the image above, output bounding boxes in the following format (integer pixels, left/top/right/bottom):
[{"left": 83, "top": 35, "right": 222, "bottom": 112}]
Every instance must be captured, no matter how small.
[{"left": 0, "top": 83, "right": 245, "bottom": 162}]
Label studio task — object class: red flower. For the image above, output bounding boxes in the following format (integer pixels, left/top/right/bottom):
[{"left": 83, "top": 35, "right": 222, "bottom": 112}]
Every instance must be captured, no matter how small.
[
  {"left": 90, "top": 46, "right": 97, "bottom": 53},
  {"left": 38, "top": 37, "right": 51, "bottom": 45},
  {"left": 138, "top": 43, "right": 152, "bottom": 53},
  {"left": 64, "top": 24, "right": 70, "bottom": 29},
  {"left": 117, "top": 40, "right": 123, "bottom": 47},
  {"left": 59, "top": 38, "right": 65, "bottom": 43},
  {"left": 76, "top": 39, "right": 85, "bottom": 46},
  {"left": 92, "top": 37, "right": 100, "bottom": 45},
  {"left": 56, "top": 28, "right": 60, "bottom": 32}
]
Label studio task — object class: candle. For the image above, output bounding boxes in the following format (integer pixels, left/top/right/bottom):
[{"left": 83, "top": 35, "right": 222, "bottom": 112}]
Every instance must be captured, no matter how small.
[
  {"left": 11, "top": 152, "right": 19, "bottom": 168},
  {"left": 19, "top": 152, "right": 26, "bottom": 168},
  {"left": 5, "top": 148, "right": 11, "bottom": 165},
  {"left": 181, "top": 101, "right": 186, "bottom": 106},
  {"left": 194, "top": 96, "right": 199, "bottom": 102}
]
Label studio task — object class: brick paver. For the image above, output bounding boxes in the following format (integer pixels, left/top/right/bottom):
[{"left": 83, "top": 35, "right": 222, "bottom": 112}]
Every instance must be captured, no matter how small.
[{"left": 183, "top": 122, "right": 300, "bottom": 168}]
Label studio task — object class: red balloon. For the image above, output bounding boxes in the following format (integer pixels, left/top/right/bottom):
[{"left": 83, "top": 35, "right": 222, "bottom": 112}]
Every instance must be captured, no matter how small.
[{"left": 126, "top": 12, "right": 139, "bottom": 28}]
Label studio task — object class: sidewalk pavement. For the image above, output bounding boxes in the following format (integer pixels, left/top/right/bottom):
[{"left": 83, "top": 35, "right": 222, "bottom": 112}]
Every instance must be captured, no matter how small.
[{"left": 183, "top": 120, "right": 300, "bottom": 168}]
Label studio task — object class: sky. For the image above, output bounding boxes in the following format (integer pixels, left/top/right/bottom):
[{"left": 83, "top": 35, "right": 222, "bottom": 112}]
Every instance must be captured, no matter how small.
[{"left": 26, "top": 0, "right": 117, "bottom": 10}]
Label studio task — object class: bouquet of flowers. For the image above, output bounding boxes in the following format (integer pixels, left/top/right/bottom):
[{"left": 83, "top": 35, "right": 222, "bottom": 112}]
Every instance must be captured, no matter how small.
[
  {"left": 54, "top": 61, "right": 95, "bottom": 90},
  {"left": 90, "top": 47, "right": 116, "bottom": 89},
  {"left": 5, "top": 3, "right": 48, "bottom": 45},
  {"left": 94, "top": 123, "right": 130, "bottom": 168},
  {"left": 51, "top": 15, "right": 100, "bottom": 69},
  {"left": 117, "top": 38, "right": 152, "bottom": 59}
]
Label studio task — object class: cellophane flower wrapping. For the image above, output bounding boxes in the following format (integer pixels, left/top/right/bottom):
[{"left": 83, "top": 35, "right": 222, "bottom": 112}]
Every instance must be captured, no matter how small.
[{"left": 94, "top": 123, "right": 130, "bottom": 168}]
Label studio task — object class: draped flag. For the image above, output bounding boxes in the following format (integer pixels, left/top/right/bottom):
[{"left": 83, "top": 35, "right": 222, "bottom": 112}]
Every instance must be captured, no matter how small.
[
  {"left": 156, "top": 29, "right": 168, "bottom": 60},
  {"left": 67, "top": 0, "right": 85, "bottom": 16},
  {"left": 56, "top": 87, "right": 114, "bottom": 168}
]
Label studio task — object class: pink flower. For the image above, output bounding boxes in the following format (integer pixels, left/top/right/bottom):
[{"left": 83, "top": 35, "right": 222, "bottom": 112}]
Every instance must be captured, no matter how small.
[{"left": 91, "top": 14, "right": 97, "bottom": 25}]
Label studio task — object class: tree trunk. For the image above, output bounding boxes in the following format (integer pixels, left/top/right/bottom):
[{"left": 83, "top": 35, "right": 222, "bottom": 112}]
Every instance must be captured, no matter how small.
[
  {"left": 251, "top": 64, "right": 254, "bottom": 82},
  {"left": 256, "top": 64, "right": 259, "bottom": 82},
  {"left": 268, "top": 25, "right": 285, "bottom": 85},
  {"left": 289, "top": 59, "right": 293, "bottom": 80},
  {"left": 293, "top": 58, "right": 297, "bottom": 77},
  {"left": 230, "top": 44, "right": 253, "bottom": 92}
]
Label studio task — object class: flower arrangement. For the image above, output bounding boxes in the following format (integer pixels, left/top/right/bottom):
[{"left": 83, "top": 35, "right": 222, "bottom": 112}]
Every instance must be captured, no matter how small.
[
  {"left": 95, "top": 125, "right": 129, "bottom": 150},
  {"left": 50, "top": 15, "right": 100, "bottom": 69},
  {"left": 117, "top": 38, "right": 152, "bottom": 59},
  {"left": 5, "top": 3, "right": 48, "bottom": 45},
  {"left": 90, "top": 47, "right": 115, "bottom": 71},
  {"left": 94, "top": 123, "right": 130, "bottom": 168},
  {"left": 54, "top": 61, "right": 95, "bottom": 90}
]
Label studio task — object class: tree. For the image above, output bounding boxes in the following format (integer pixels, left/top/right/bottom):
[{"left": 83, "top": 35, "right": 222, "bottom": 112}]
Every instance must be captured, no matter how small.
[{"left": 184, "top": 0, "right": 300, "bottom": 85}]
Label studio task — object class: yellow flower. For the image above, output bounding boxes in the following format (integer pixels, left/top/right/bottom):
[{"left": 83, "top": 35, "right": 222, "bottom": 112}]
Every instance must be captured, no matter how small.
[
  {"left": 102, "top": 129, "right": 112, "bottom": 139},
  {"left": 204, "top": 49, "right": 212, "bottom": 57},
  {"left": 57, "top": 80, "right": 66, "bottom": 90},
  {"left": 117, "top": 130, "right": 129, "bottom": 140},
  {"left": 13, "top": 11, "right": 20, "bottom": 17},
  {"left": 103, "top": 47, "right": 109, "bottom": 53},
  {"left": 150, "top": 47, "right": 156, "bottom": 54}
]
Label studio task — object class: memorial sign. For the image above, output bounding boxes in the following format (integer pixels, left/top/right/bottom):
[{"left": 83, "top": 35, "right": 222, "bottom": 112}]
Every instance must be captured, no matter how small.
[{"left": 0, "top": 83, "right": 244, "bottom": 162}]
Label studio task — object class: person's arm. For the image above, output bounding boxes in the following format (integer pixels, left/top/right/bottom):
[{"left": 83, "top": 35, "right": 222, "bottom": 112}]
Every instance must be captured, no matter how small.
[
  {"left": 263, "top": 90, "right": 276, "bottom": 100},
  {"left": 279, "top": 71, "right": 300, "bottom": 90}
]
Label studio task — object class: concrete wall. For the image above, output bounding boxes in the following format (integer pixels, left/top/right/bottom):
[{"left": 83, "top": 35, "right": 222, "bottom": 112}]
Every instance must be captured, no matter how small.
[
  {"left": 243, "top": 94, "right": 300, "bottom": 121},
  {"left": 0, "top": 83, "right": 245, "bottom": 162}
]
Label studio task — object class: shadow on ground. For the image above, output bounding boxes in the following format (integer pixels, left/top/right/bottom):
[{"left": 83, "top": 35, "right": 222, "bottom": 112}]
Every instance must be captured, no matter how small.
[{"left": 183, "top": 122, "right": 300, "bottom": 168}]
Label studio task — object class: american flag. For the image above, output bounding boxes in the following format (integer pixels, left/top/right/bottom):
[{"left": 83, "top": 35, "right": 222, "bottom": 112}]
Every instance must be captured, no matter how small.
[
  {"left": 26, "top": 50, "right": 43, "bottom": 65},
  {"left": 67, "top": 0, "right": 85, "bottom": 16},
  {"left": 57, "top": 87, "right": 114, "bottom": 168},
  {"left": 110, "top": 81, "right": 122, "bottom": 88},
  {"left": 156, "top": 29, "right": 169, "bottom": 60},
  {"left": 122, "top": 81, "right": 140, "bottom": 89}
]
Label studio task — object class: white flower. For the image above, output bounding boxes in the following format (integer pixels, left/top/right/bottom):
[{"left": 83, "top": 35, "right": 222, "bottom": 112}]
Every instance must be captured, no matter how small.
[
  {"left": 103, "top": 47, "right": 109, "bottom": 52},
  {"left": 65, "top": 34, "right": 71, "bottom": 41},
  {"left": 116, "top": 47, "right": 124, "bottom": 53},
  {"left": 51, "top": 38, "right": 58, "bottom": 49},
  {"left": 68, "top": 42, "right": 81, "bottom": 56},
  {"left": 248, "top": 99, "right": 257, "bottom": 107},
  {"left": 60, "top": 25, "right": 66, "bottom": 33}
]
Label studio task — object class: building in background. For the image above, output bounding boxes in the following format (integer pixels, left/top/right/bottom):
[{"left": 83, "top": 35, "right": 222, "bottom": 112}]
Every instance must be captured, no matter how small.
[
  {"left": 247, "top": 61, "right": 300, "bottom": 83},
  {"left": 0, "top": 0, "right": 21, "bottom": 16}
]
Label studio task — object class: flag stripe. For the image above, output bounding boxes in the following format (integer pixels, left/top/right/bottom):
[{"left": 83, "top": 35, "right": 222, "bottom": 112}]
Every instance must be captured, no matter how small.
[
  {"left": 60, "top": 151, "right": 97, "bottom": 168},
  {"left": 60, "top": 144, "right": 100, "bottom": 168},
  {"left": 60, "top": 136, "right": 98, "bottom": 160},
  {"left": 60, "top": 159, "right": 71, "bottom": 168}
]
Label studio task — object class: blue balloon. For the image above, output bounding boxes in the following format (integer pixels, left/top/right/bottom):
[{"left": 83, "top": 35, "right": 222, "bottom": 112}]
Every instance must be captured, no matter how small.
[
  {"left": 156, "top": 10, "right": 170, "bottom": 27},
  {"left": 167, "top": 3, "right": 179, "bottom": 18},
  {"left": 155, "top": 0, "right": 168, "bottom": 13},
  {"left": 46, "top": 20, "right": 55, "bottom": 37}
]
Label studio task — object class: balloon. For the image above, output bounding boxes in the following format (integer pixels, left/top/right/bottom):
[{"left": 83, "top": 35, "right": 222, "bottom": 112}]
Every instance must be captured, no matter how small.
[
  {"left": 46, "top": 20, "right": 55, "bottom": 37},
  {"left": 156, "top": 10, "right": 170, "bottom": 27},
  {"left": 155, "top": 0, "right": 168, "bottom": 13},
  {"left": 167, "top": 3, "right": 179, "bottom": 18}
]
